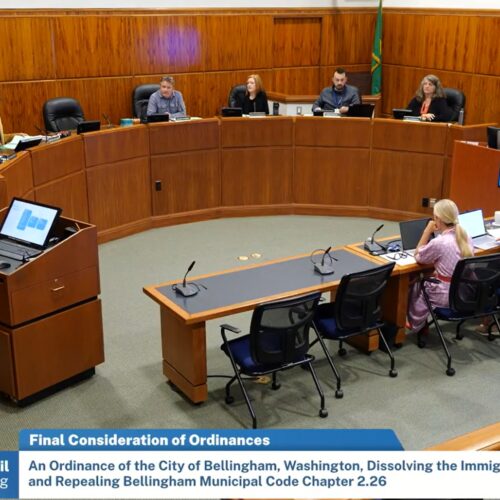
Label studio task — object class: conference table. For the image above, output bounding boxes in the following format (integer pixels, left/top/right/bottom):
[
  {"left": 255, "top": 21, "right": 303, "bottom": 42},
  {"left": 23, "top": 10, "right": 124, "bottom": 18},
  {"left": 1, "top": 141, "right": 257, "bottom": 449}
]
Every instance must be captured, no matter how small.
[
  {"left": 143, "top": 247, "right": 387, "bottom": 403},
  {"left": 144, "top": 226, "right": 500, "bottom": 404}
]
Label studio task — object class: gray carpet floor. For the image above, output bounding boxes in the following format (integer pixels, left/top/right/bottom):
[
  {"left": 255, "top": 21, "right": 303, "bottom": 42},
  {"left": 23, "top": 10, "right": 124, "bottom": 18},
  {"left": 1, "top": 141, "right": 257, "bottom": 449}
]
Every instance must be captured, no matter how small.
[{"left": 1, "top": 215, "right": 499, "bottom": 452}]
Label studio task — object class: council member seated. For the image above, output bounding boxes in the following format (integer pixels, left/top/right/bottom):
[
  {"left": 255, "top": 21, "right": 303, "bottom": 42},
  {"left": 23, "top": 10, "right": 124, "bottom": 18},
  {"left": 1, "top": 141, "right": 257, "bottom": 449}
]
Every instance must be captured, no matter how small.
[
  {"left": 312, "top": 67, "right": 360, "bottom": 114},
  {"left": 240, "top": 74, "right": 269, "bottom": 115},
  {"left": 146, "top": 76, "right": 186, "bottom": 119},
  {"left": 406, "top": 74, "right": 452, "bottom": 122}
]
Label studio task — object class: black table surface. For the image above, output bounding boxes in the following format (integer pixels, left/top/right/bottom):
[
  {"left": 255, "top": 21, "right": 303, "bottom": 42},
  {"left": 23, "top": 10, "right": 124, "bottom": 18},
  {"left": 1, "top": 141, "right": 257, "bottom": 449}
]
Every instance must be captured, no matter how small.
[{"left": 157, "top": 248, "right": 380, "bottom": 316}]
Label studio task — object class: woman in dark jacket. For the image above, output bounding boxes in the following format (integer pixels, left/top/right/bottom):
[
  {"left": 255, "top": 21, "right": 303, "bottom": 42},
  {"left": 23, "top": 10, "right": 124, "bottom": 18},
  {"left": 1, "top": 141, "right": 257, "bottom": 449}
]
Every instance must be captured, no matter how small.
[
  {"left": 241, "top": 74, "right": 269, "bottom": 115},
  {"left": 407, "top": 74, "right": 452, "bottom": 122}
]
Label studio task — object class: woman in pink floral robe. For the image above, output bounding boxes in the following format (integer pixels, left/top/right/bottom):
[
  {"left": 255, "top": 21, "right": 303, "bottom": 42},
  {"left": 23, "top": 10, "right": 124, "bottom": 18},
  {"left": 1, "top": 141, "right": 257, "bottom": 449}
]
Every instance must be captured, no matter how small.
[{"left": 408, "top": 199, "right": 474, "bottom": 333}]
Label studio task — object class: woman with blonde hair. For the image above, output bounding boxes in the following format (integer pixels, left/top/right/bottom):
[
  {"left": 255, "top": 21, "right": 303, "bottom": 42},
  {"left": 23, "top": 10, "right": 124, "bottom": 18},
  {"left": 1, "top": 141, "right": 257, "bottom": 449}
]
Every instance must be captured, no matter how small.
[
  {"left": 241, "top": 74, "right": 269, "bottom": 115},
  {"left": 407, "top": 199, "right": 473, "bottom": 335},
  {"left": 407, "top": 74, "right": 452, "bottom": 122}
]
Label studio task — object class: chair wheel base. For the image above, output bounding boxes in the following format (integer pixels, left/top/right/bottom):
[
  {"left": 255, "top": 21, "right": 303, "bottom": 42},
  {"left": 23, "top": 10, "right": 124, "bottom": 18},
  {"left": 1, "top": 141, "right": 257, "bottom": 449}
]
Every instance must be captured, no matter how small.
[
  {"left": 389, "top": 369, "right": 398, "bottom": 378},
  {"left": 394, "top": 343, "right": 403, "bottom": 349},
  {"left": 446, "top": 367, "right": 455, "bottom": 377},
  {"left": 338, "top": 348, "right": 347, "bottom": 357},
  {"left": 335, "top": 389, "right": 343, "bottom": 399},
  {"left": 417, "top": 339, "right": 426, "bottom": 348},
  {"left": 225, "top": 395, "right": 234, "bottom": 404},
  {"left": 456, "top": 334, "right": 464, "bottom": 340},
  {"left": 272, "top": 383, "right": 281, "bottom": 391},
  {"left": 319, "top": 409, "right": 328, "bottom": 418}
]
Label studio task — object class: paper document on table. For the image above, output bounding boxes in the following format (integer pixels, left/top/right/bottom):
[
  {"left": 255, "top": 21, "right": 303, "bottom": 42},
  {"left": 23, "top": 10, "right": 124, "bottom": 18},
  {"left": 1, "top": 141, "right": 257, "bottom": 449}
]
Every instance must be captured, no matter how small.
[
  {"left": 2, "top": 135, "right": 25, "bottom": 149},
  {"left": 380, "top": 252, "right": 416, "bottom": 266}
]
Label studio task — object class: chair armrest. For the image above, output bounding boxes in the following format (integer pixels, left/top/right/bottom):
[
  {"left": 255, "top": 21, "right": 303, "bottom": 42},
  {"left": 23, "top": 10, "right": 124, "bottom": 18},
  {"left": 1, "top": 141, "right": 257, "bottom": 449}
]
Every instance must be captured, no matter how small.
[{"left": 220, "top": 324, "right": 241, "bottom": 334}]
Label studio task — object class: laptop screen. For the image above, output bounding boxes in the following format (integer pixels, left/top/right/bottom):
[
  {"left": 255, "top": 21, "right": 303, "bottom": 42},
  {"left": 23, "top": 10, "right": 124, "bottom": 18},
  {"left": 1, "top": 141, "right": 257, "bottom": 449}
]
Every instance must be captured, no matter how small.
[
  {"left": 399, "top": 218, "right": 431, "bottom": 251},
  {"left": 0, "top": 198, "right": 61, "bottom": 248},
  {"left": 458, "top": 209, "right": 486, "bottom": 238}
]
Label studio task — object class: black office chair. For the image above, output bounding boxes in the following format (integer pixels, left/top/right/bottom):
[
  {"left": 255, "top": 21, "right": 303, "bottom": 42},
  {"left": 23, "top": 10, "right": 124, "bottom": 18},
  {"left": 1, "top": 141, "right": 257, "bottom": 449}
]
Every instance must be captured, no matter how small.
[
  {"left": 312, "top": 262, "right": 397, "bottom": 397},
  {"left": 419, "top": 254, "right": 500, "bottom": 376},
  {"left": 220, "top": 291, "right": 327, "bottom": 429},
  {"left": 43, "top": 97, "right": 85, "bottom": 132},
  {"left": 443, "top": 88, "right": 466, "bottom": 122},
  {"left": 132, "top": 84, "right": 160, "bottom": 121},
  {"left": 227, "top": 84, "right": 246, "bottom": 108}
]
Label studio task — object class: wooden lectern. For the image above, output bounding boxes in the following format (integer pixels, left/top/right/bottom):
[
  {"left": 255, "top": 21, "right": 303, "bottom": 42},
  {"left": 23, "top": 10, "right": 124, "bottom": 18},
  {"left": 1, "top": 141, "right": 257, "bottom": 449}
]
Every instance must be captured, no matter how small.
[{"left": 0, "top": 212, "right": 104, "bottom": 405}]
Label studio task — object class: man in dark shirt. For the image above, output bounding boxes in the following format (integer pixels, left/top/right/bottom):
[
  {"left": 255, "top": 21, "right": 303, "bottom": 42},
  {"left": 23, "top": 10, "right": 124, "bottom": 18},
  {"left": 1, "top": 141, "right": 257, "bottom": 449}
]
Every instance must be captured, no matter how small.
[{"left": 312, "top": 67, "right": 360, "bottom": 114}]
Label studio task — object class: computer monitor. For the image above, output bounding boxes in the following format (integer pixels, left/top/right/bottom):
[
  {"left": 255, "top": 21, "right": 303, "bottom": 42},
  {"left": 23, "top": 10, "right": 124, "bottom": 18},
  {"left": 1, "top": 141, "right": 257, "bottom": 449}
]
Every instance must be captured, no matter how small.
[
  {"left": 393, "top": 108, "right": 412, "bottom": 120},
  {"left": 220, "top": 107, "right": 243, "bottom": 117},
  {"left": 77, "top": 120, "right": 101, "bottom": 134},
  {"left": 345, "top": 104, "right": 375, "bottom": 118},
  {"left": 487, "top": 126, "right": 499, "bottom": 149},
  {"left": 147, "top": 113, "right": 170, "bottom": 123}
]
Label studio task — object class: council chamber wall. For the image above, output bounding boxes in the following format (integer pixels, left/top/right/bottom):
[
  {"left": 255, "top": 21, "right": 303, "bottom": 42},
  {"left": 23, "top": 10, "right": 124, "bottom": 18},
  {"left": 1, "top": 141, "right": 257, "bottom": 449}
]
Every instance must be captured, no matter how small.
[{"left": 0, "top": 7, "right": 498, "bottom": 134}]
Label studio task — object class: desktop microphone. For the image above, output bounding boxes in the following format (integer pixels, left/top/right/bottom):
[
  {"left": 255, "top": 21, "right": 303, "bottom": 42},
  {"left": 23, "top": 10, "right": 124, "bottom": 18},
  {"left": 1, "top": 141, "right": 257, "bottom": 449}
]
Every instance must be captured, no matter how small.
[
  {"left": 314, "top": 246, "right": 336, "bottom": 275},
  {"left": 176, "top": 260, "right": 199, "bottom": 297},
  {"left": 364, "top": 224, "right": 385, "bottom": 254}
]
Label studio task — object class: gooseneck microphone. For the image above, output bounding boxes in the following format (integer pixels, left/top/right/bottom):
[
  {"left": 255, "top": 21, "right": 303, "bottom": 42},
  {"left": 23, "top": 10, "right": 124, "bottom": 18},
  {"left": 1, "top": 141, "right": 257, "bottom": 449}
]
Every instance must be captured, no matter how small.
[
  {"left": 313, "top": 246, "right": 337, "bottom": 275},
  {"left": 176, "top": 261, "right": 199, "bottom": 297},
  {"left": 321, "top": 246, "right": 331, "bottom": 267},
  {"left": 364, "top": 224, "right": 385, "bottom": 254},
  {"left": 102, "top": 113, "right": 112, "bottom": 127}
]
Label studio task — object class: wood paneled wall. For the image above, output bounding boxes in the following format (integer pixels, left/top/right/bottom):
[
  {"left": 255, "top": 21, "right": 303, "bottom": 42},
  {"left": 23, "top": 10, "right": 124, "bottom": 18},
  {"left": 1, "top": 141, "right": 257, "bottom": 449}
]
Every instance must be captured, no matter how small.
[
  {"left": 383, "top": 9, "right": 500, "bottom": 124},
  {"left": 0, "top": 8, "right": 498, "bottom": 134}
]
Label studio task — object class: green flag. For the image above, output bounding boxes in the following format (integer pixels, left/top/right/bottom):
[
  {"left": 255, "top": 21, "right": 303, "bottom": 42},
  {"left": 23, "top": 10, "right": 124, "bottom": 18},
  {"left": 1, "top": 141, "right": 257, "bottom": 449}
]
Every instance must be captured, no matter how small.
[{"left": 371, "top": 0, "right": 383, "bottom": 95}]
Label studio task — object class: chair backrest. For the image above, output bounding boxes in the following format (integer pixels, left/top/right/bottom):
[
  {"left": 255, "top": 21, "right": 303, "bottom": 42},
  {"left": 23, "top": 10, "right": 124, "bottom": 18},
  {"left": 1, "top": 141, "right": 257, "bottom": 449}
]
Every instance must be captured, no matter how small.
[
  {"left": 334, "top": 262, "right": 395, "bottom": 331},
  {"left": 443, "top": 87, "right": 466, "bottom": 122},
  {"left": 132, "top": 84, "right": 160, "bottom": 119},
  {"left": 43, "top": 97, "right": 85, "bottom": 132},
  {"left": 449, "top": 254, "right": 500, "bottom": 314},
  {"left": 228, "top": 84, "right": 247, "bottom": 108},
  {"left": 249, "top": 292, "right": 321, "bottom": 365}
]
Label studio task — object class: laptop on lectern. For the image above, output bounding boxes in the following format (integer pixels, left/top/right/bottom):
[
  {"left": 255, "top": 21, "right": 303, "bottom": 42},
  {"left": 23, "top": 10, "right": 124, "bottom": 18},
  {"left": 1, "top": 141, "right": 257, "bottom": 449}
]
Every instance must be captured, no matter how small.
[{"left": 0, "top": 198, "right": 61, "bottom": 261}]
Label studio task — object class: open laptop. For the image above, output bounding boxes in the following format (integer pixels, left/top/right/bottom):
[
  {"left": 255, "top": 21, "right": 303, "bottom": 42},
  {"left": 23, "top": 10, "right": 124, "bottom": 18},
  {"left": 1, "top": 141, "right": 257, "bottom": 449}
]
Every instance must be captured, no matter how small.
[
  {"left": 399, "top": 217, "right": 433, "bottom": 256},
  {"left": 345, "top": 103, "right": 375, "bottom": 118},
  {"left": 0, "top": 198, "right": 61, "bottom": 261},
  {"left": 458, "top": 209, "right": 499, "bottom": 249}
]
